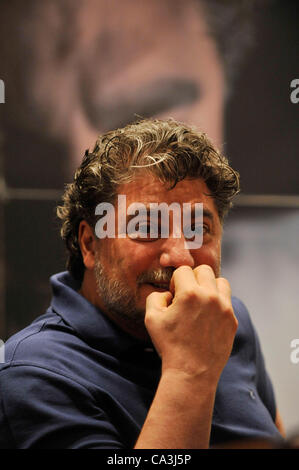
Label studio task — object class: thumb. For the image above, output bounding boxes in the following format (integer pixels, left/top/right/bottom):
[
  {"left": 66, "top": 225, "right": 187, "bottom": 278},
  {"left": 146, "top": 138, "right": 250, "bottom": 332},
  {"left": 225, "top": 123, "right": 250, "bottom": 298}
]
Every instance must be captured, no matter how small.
[{"left": 146, "top": 290, "right": 173, "bottom": 312}]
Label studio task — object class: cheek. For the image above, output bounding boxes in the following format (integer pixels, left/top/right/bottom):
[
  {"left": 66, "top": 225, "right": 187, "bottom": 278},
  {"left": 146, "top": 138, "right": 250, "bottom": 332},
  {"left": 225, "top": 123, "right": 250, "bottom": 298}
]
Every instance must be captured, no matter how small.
[
  {"left": 110, "top": 240, "right": 157, "bottom": 277},
  {"left": 193, "top": 244, "right": 221, "bottom": 274},
  {"left": 127, "top": 243, "right": 157, "bottom": 271}
]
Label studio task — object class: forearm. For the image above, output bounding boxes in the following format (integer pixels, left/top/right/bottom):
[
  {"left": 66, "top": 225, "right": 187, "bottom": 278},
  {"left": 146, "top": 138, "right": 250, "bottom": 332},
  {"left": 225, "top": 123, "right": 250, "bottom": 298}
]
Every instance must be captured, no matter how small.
[
  {"left": 135, "top": 266, "right": 238, "bottom": 449},
  {"left": 134, "top": 369, "right": 218, "bottom": 449}
]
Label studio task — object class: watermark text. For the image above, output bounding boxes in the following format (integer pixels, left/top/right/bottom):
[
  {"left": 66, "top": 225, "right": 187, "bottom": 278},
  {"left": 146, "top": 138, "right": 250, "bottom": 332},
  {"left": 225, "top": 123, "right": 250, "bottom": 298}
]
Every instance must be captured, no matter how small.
[
  {"left": 0, "top": 79, "right": 5, "bottom": 103},
  {"left": 290, "top": 339, "right": 299, "bottom": 364},
  {"left": 290, "top": 79, "right": 299, "bottom": 104},
  {"left": 0, "top": 339, "right": 4, "bottom": 363},
  {"left": 95, "top": 196, "right": 204, "bottom": 249}
]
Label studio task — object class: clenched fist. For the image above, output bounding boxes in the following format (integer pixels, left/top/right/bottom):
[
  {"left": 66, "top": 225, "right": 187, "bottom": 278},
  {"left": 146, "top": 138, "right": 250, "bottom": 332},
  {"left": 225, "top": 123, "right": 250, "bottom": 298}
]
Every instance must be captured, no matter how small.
[{"left": 145, "top": 264, "right": 238, "bottom": 384}]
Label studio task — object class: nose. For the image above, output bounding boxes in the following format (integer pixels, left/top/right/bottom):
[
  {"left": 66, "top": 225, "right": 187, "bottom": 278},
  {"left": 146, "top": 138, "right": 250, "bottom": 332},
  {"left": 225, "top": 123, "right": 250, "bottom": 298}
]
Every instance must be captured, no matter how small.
[{"left": 159, "top": 236, "right": 195, "bottom": 269}]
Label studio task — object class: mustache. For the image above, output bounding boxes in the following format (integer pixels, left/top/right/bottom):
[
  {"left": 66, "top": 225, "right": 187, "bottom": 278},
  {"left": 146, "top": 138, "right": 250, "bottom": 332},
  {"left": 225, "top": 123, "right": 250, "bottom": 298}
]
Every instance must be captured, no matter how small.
[{"left": 137, "top": 267, "right": 174, "bottom": 285}]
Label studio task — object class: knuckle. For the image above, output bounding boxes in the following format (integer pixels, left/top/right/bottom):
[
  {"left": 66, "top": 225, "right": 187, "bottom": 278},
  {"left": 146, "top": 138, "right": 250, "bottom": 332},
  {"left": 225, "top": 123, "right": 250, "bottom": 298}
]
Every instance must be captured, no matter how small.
[
  {"left": 176, "top": 265, "right": 193, "bottom": 273},
  {"left": 179, "top": 288, "right": 222, "bottom": 308},
  {"left": 144, "top": 309, "right": 152, "bottom": 322},
  {"left": 222, "top": 302, "right": 234, "bottom": 316},
  {"left": 198, "top": 290, "right": 221, "bottom": 309},
  {"left": 232, "top": 315, "right": 239, "bottom": 330},
  {"left": 222, "top": 305, "right": 238, "bottom": 330},
  {"left": 196, "top": 264, "right": 213, "bottom": 272},
  {"left": 144, "top": 310, "right": 155, "bottom": 328},
  {"left": 217, "top": 279, "right": 232, "bottom": 298},
  {"left": 172, "top": 266, "right": 192, "bottom": 282},
  {"left": 146, "top": 291, "right": 159, "bottom": 306},
  {"left": 145, "top": 302, "right": 157, "bottom": 321},
  {"left": 217, "top": 277, "right": 230, "bottom": 289},
  {"left": 207, "top": 292, "right": 220, "bottom": 307},
  {"left": 217, "top": 276, "right": 229, "bottom": 283},
  {"left": 179, "top": 288, "right": 200, "bottom": 304}
]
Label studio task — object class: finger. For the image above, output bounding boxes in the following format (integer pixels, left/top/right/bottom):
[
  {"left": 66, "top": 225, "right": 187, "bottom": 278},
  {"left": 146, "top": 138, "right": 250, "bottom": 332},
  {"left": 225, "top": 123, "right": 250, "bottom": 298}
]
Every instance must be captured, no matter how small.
[
  {"left": 146, "top": 290, "right": 173, "bottom": 312},
  {"left": 169, "top": 265, "right": 198, "bottom": 297},
  {"left": 193, "top": 264, "right": 217, "bottom": 290},
  {"left": 215, "top": 277, "right": 232, "bottom": 300}
]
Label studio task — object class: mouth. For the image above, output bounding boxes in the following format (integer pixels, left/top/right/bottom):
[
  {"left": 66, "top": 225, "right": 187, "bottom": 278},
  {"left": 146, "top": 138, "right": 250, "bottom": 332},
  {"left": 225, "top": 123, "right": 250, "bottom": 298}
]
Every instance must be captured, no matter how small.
[{"left": 144, "top": 282, "right": 170, "bottom": 291}]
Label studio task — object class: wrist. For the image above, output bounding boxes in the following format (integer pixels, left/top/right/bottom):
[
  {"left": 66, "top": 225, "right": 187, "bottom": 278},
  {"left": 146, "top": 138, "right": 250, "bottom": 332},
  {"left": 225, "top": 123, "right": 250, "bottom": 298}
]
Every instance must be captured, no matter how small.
[
  {"left": 161, "top": 364, "right": 221, "bottom": 390},
  {"left": 135, "top": 367, "right": 218, "bottom": 449},
  {"left": 159, "top": 367, "right": 219, "bottom": 404}
]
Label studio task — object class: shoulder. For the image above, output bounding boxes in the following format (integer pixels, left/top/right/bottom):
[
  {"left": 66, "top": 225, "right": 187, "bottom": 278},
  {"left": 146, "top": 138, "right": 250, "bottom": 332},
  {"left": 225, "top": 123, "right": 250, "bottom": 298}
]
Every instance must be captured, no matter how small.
[
  {"left": 230, "top": 296, "right": 266, "bottom": 363},
  {"left": 1, "top": 308, "right": 82, "bottom": 374},
  {"left": 0, "top": 309, "right": 99, "bottom": 424},
  {"left": 231, "top": 296, "right": 256, "bottom": 345},
  {"left": 214, "top": 296, "right": 279, "bottom": 437},
  {"left": 229, "top": 297, "right": 270, "bottom": 382},
  {"left": 232, "top": 296, "right": 252, "bottom": 324},
  {"left": 229, "top": 297, "right": 277, "bottom": 419}
]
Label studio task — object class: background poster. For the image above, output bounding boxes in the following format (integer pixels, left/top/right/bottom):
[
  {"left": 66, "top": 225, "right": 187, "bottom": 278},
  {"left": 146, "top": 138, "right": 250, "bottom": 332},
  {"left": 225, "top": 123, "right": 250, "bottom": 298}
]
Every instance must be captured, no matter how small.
[{"left": 0, "top": 0, "right": 298, "bottom": 436}]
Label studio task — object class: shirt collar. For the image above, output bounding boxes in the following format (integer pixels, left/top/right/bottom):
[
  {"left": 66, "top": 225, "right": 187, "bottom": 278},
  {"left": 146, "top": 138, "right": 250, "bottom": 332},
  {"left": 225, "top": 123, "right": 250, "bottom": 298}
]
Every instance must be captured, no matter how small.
[{"left": 50, "top": 271, "right": 157, "bottom": 357}]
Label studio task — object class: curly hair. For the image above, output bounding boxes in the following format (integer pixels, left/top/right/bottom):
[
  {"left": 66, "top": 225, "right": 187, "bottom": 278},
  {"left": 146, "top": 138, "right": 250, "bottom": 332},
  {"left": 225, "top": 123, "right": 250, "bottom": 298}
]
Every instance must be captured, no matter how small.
[{"left": 57, "top": 118, "right": 240, "bottom": 281}]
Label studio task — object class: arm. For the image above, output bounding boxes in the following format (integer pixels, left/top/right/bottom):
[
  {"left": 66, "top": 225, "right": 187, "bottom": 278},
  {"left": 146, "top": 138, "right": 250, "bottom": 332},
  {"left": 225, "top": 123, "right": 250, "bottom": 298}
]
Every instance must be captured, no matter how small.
[
  {"left": 134, "top": 369, "right": 218, "bottom": 449},
  {"left": 134, "top": 265, "right": 238, "bottom": 449}
]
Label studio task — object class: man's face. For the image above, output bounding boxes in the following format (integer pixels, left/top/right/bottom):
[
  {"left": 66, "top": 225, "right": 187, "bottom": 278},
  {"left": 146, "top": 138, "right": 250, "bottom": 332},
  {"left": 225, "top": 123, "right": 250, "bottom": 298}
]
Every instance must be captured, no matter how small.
[{"left": 93, "top": 174, "right": 222, "bottom": 339}]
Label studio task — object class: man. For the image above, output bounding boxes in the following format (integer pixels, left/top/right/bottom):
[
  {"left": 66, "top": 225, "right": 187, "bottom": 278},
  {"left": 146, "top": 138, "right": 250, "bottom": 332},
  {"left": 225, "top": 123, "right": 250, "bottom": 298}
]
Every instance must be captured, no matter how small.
[
  {"left": 0, "top": 119, "right": 284, "bottom": 448},
  {"left": 1, "top": 0, "right": 254, "bottom": 342}
]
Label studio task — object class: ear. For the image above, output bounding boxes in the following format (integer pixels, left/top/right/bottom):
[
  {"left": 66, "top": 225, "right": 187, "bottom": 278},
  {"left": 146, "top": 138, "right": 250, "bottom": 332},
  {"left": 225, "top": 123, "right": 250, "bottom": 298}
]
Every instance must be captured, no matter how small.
[{"left": 78, "top": 220, "right": 97, "bottom": 270}]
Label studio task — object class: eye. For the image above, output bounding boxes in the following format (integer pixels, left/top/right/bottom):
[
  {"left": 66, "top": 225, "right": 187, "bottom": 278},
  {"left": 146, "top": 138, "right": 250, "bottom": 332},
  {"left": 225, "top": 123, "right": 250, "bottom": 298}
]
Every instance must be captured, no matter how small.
[
  {"left": 183, "top": 223, "right": 209, "bottom": 240},
  {"left": 127, "top": 222, "right": 160, "bottom": 242}
]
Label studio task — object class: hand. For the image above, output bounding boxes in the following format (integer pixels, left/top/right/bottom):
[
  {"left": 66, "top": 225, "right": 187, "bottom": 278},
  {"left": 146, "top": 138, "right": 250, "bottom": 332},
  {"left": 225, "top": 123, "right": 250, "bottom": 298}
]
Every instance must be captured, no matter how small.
[{"left": 145, "top": 265, "right": 238, "bottom": 383}]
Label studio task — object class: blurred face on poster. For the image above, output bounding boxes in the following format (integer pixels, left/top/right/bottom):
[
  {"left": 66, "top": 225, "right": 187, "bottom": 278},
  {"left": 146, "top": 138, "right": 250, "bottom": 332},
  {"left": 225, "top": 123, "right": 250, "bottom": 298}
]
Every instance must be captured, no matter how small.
[{"left": 1, "top": 0, "right": 225, "bottom": 177}]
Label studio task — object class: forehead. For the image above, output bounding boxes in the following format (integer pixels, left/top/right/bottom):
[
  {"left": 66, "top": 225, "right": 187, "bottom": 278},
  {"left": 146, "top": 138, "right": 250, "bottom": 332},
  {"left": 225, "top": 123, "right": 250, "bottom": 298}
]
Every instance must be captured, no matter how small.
[{"left": 117, "top": 175, "right": 218, "bottom": 215}]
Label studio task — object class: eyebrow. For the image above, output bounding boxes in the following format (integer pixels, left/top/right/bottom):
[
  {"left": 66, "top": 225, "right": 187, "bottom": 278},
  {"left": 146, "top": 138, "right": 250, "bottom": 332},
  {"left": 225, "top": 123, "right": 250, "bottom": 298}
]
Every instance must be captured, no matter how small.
[
  {"left": 202, "top": 208, "right": 214, "bottom": 222},
  {"left": 126, "top": 206, "right": 214, "bottom": 222},
  {"left": 86, "top": 77, "right": 200, "bottom": 130}
]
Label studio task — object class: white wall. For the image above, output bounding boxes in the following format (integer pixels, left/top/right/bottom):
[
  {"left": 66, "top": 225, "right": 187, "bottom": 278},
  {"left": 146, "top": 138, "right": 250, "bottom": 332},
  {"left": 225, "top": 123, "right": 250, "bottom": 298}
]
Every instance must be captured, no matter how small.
[{"left": 222, "top": 208, "right": 299, "bottom": 436}]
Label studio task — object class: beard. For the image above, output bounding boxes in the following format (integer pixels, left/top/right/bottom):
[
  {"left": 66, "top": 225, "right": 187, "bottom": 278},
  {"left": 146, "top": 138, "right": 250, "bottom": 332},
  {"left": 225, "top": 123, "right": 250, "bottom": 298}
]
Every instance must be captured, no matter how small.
[
  {"left": 94, "top": 255, "right": 175, "bottom": 330},
  {"left": 94, "top": 256, "right": 146, "bottom": 328},
  {"left": 94, "top": 251, "right": 221, "bottom": 337}
]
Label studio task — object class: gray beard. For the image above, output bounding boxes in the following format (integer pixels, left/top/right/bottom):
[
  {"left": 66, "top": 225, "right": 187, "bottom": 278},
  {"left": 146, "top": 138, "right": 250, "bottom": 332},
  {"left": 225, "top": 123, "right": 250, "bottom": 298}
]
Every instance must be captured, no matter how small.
[
  {"left": 94, "top": 258, "right": 146, "bottom": 327},
  {"left": 94, "top": 254, "right": 221, "bottom": 333}
]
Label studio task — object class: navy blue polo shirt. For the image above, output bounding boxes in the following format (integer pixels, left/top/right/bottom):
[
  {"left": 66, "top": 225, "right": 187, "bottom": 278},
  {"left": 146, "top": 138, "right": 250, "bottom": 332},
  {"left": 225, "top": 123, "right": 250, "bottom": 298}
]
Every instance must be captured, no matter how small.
[{"left": 0, "top": 272, "right": 282, "bottom": 448}]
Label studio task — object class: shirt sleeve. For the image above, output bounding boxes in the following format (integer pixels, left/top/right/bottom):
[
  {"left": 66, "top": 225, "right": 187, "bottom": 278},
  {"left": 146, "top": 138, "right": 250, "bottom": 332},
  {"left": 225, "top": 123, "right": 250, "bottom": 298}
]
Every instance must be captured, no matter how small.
[
  {"left": 210, "top": 297, "right": 282, "bottom": 446},
  {"left": 232, "top": 297, "right": 277, "bottom": 421},
  {"left": 0, "top": 363, "right": 127, "bottom": 449},
  {"left": 246, "top": 311, "right": 277, "bottom": 422}
]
